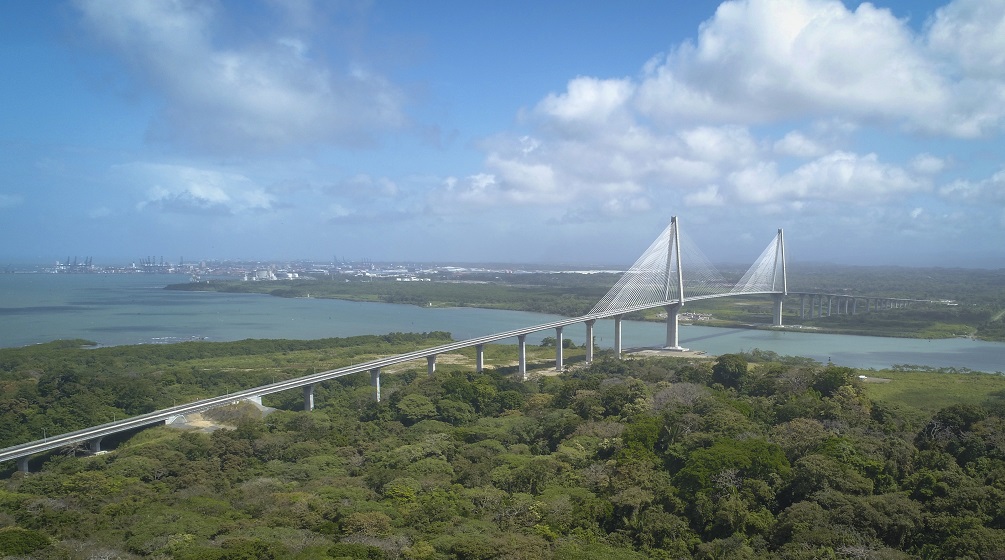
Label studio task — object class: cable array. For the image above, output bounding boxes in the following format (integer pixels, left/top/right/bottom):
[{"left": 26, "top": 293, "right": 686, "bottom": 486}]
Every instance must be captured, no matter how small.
[
  {"left": 590, "top": 219, "right": 730, "bottom": 316},
  {"left": 591, "top": 220, "right": 786, "bottom": 317},
  {"left": 731, "top": 232, "right": 784, "bottom": 294}
]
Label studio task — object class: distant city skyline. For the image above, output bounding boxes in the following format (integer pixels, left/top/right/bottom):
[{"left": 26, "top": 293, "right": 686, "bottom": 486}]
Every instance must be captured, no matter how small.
[{"left": 2, "top": 0, "right": 1004, "bottom": 268}]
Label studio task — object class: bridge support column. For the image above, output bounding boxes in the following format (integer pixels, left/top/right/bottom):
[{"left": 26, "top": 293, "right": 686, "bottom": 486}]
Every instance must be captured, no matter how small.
[
  {"left": 475, "top": 344, "right": 485, "bottom": 372},
  {"left": 88, "top": 437, "right": 103, "bottom": 454},
  {"left": 16, "top": 457, "right": 29, "bottom": 473},
  {"left": 852, "top": 298, "right": 858, "bottom": 315},
  {"left": 555, "top": 326, "right": 564, "bottom": 371},
  {"left": 827, "top": 296, "right": 833, "bottom": 316},
  {"left": 584, "top": 320, "right": 595, "bottom": 364},
  {"left": 613, "top": 315, "right": 623, "bottom": 359},
  {"left": 518, "top": 335, "right": 527, "bottom": 380},
  {"left": 772, "top": 294, "right": 784, "bottom": 327},
  {"left": 303, "top": 384, "right": 315, "bottom": 412},
  {"left": 800, "top": 294, "right": 806, "bottom": 319},
  {"left": 427, "top": 355, "right": 436, "bottom": 376},
  {"left": 370, "top": 368, "right": 381, "bottom": 403},
  {"left": 665, "top": 304, "right": 684, "bottom": 350}
]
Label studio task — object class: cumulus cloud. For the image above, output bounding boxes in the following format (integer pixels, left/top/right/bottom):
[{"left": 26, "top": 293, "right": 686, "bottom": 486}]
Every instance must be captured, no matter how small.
[
  {"left": 634, "top": 0, "right": 963, "bottom": 132},
  {"left": 114, "top": 163, "right": 275, "bottom": 215},
  {"left": 436, "top": 0, "right": 1004, "bottom": 232},
  {"left": 74, "top": 0, "right": 406, "bottom": 155},
  {"left": 534, "top": 77, "right": 635, "bottom": 135},
  {"left": 910, "top": 154, "right": 948, "bottom": 175},
  {"left": 939, "top": 168, "right": 1005, "bottom": 203},
  {"left": 773, "top": 131, "right": 828, "bottom": 158}
]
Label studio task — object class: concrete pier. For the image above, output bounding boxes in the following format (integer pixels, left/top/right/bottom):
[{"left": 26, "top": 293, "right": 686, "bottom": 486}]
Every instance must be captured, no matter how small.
[
  {"left": 303, "top": 384, "right": 315, "bottom": 411},
  {"left": 518, "top": 335, "right": 527, "bottom": 380},
  {"left": 427, "top": 355, "right": 436, "bottom": 375},
  {"left": 370, "top": 368, "right": 381, "bottom": 403},
  {"left": 613, "top": 315, "right": 623, "bottom": 359},
  {"left": 665, "top": 303, "right": 682, "bottom": 349},
  {"left": 555, "top": 326, "right": 564, "bottom": 371},
  {"left": 585, "top": 320, "right": 595, "bottom": 363},
  {"left": 475, "top": 344, "right": 485, "bottom": 372}
]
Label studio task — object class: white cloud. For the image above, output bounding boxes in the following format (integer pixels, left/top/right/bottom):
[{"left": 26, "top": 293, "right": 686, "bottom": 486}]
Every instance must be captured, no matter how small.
[
  {"left": 684, "top": 185, "right": 725, "bottom": 206},
  {"left": 438, "top": 0, "right": 1000, "bottom": 221},
  {"left": 939, "top": 168, "right": 1005, "bottom": 203},
  {"left": 678, "top": 126, "right": 760, "bottom": 165},
  {"left": 773, "top": 131, "right": 827, "bottom": 158},
  {"left": 628, "top": 0, "right": 1005, "bottom": 137},
  {"left": 926, "top": 0, "right": 1005, "bottom": 80},
  {"left": 776, "top": 151, "right": 925, "bottom": 202},
  {"left": 910, "top": 154, "right": 948, "bottom": 175},
  {"left": 534, "top": 77, "right": 635, "bottom": 134},
  {"left": 74, "top": 0, "right": 406, "bottom": 154},
  {"left": 114, "top": 163, "right": 275, "bottom": 215}
]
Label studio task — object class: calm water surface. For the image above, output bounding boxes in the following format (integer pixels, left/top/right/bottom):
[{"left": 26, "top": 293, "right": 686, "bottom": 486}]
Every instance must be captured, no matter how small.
[{"left": 1, "top": 273, "right": 1003, "bottom": 373}]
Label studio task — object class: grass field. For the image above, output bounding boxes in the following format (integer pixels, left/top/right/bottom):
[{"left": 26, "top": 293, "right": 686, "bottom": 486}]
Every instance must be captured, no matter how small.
[{"left": 860, "top": 369, "right": 1005, "bottom": 417}]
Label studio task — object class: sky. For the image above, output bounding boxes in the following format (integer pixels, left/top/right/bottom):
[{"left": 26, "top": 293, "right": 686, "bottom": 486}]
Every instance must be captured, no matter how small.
[{"left": 1, "top": 0, "right": 1004, "bottom": 268}]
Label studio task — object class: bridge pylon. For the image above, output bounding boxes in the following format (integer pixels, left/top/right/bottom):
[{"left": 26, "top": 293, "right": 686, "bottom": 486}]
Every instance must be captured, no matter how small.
[{"left": 591, "top": 216, "right": 700, "bottom": 351}]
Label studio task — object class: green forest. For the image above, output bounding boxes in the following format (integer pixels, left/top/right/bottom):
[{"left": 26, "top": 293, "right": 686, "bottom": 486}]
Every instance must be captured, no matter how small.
[
  {"left": 3, "top": 337, "right": 1005, "bottom": 559},
  {"left": 168, "top": 264, "right": 1005, "bottom": 341}
]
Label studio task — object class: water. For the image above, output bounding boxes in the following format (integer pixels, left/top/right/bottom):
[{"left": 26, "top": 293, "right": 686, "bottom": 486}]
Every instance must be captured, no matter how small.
[{"left": 1, "top": 273, "right": 1003, "bottom": 373}]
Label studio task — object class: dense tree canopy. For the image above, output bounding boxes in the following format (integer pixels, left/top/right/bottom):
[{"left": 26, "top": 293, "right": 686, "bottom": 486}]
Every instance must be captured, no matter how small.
[{"left": 3, "top": 339, "right": 1005, "bottom": 559}]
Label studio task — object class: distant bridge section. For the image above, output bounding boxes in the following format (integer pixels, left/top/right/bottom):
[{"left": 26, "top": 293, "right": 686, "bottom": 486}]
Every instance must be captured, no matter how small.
[{"left": 789, "top": 293, "right": 938, "bottom": 318}]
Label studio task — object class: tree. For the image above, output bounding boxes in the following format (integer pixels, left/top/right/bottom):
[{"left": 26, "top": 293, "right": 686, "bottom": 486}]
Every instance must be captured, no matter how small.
[
  {"left": 712, "top": 354, "right": 748, "bottom": 389},
  {"left": 395, "top": 394, "right": 437, "bottom": 425},
  {"left": 812, "top": 365, "right": 856, "bottom": 397}
]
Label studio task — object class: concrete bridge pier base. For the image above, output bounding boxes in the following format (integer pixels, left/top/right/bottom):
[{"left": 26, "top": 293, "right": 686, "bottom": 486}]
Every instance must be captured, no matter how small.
[
  {"left": 664, "top": 304, "right": 685, "bottom": 350},
  {"left": 584, "top": 320, "right": 595, "bottom": 364},
  {"left": 555, "top": 326, "right": 564, "bottom": 371},
  {"left": 16, "top": 457, "right": 29, "bottom": 473},
  {"left": 800, "top": 294, "right": 806, "bottom": 319},
  {"left": 772, "top": 294, "right": 784, "bottom": 327},
  {"left": 370, "top": 368, "right": 381, "bottom": 403},
  {"left": 614, "top": 315, "right": 623, "bottom": 359},
  {"left": 518, "top": 335, "right": 527, "bottom": 380},
  {"left": 427, "top": 355, "right": 436, "bottom": 376},
  {"left": 88, "top": 438, "right": 103, "bottom": 454},
  {"left": 475, "top": 344, "right": 485, "bottom": 372},
  {"left": 303, "top": 384, "right": 315, "bottom": 412}
]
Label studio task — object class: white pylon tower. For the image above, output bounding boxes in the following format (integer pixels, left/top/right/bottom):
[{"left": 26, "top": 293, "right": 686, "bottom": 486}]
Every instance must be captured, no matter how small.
[
  {"left": 591, "top": 216, "right": 721, "bottom": 351},
  {"left": 730, "top": 228, "right": 787, "bottom": 325}
]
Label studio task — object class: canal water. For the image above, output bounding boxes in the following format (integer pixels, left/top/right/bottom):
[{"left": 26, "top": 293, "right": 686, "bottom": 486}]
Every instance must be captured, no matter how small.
[{"left": 1, "top": 273, "right": 1003, "bottom": 373}]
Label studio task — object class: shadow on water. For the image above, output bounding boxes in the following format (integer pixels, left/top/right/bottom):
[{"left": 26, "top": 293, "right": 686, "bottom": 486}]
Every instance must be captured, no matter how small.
[{"left": 682, "top": 328, "right": 748, "bottom": 344}]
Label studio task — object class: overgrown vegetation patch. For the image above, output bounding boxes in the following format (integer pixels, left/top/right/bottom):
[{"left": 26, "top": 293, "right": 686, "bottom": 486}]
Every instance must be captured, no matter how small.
[{"left": 4, "top": 339, "right": 1005, "bottom": 558}]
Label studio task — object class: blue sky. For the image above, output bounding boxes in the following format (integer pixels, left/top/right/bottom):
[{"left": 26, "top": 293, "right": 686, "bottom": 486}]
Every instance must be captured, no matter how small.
[{"left": 2, "top": 0, "right": 1004, "bottom": 268}]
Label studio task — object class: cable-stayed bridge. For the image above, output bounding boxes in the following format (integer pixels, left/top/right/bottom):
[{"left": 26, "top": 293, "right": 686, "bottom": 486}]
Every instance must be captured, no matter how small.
[{"left": 0, "top": 217, "right": 920, "bottom": 472}]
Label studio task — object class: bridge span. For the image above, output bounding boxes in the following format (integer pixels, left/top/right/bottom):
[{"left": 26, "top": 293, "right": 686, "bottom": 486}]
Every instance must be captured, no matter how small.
[{"left": 0, "top": 217, "right": 936, "bottom": 472}]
